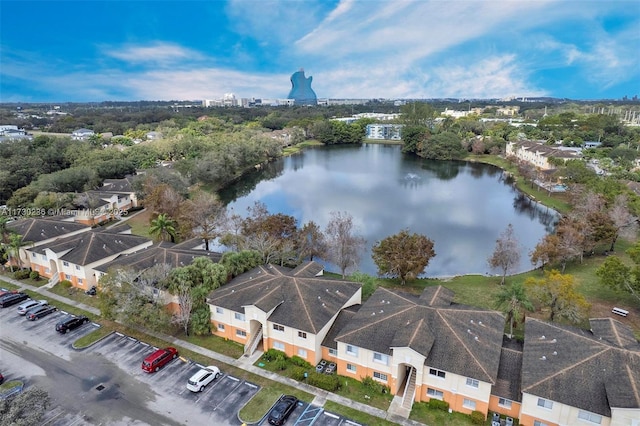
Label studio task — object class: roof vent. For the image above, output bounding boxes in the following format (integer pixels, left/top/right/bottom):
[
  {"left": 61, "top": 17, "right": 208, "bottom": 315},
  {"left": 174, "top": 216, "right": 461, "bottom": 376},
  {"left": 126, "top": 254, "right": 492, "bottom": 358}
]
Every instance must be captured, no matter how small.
[
  {"left": 387, "top": 301, "right": 390, "bottom": 304},
  {"left": 231, "top": 289, "right": 235, "bottom": 293},
  {"left": 103, "top": 244, "right": 106, "bottom": 249},
  {"left": 326, "top": 288, "right": 329, "bottom": 292},
  {"left": 478, "top": 321, "right": 484, "bottom": 326},
  {"left": 470, "top": 319, "right": 474, "bottom": 324},
  {"left": 322, "top": 303, "right": 326, "bottom": 307},
  {"left": 553, "top": 351, "right": 557, "bottom": 356},
  {"left": 474, "top": 336, "right": 479, "bottom": 341},
  {"left": 551, "top": 338, "right": 556, "bottom": 343},
  {"left": 540, "top": 356, "right": 546, "bottom": 360},
  {"left": 467, "top": 329, "right": 472, "bottom": 334},
  {"left": 318, "top": 296, "right": 321, "bottom": 300},
  {"left": 371, "top": 312, "right": 376, "bottom": 316},
  {"left": 379, "top": 310, "right": 384, "bottom": 313},
  {"left": 540, "top": 335, "right": 546, "bottom": 340}
]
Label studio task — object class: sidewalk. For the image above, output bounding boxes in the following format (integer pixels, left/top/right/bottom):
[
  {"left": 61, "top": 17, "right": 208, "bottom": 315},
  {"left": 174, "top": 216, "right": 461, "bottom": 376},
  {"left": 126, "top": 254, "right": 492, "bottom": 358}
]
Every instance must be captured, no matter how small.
[{"left": 2, "top": 275, "right": 425, "bottom": 426}]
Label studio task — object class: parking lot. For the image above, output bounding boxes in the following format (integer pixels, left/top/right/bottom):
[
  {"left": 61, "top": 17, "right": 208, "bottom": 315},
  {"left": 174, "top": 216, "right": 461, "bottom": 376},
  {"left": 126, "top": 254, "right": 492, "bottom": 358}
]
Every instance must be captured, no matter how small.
[{"left": 0, "top": 298, "right": 260, "bottom": 425}]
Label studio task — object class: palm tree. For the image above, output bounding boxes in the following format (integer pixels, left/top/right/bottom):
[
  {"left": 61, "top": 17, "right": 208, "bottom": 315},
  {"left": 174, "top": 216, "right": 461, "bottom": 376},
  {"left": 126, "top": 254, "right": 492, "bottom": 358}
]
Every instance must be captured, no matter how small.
[
  {"left": 149, "top": 213, "right": 177, "bottom": 243},
  {"left": 7, "top": 233, "right": 29, "bottom": 270},
  {"left": 494, "top": 282, "right": 534, "bottom": 338}
]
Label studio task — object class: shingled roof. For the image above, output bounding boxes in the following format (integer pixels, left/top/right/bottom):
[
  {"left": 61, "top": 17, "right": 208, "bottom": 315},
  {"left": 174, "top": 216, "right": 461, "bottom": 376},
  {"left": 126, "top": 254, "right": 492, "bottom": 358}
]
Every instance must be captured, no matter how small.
[
  {"left": 95, "top": 240, "right": 221, "bottom": 273},
  {"left": 207, "top": 261, "right": 361, "bottom": 334},
  {"left": 99, "top": 177, "right": 135, "bottom": 193},
  {"left": 522, "top": 317, "right": 640, "bottom": 417},
  {"left": 335, "top": 286, "right": 505, "bottom": 383},
  {"left": 33, "top": 229, "right": 151, "bottom": 265},
  {"left": 7, "top": 218, "right": 90, "bottom": 244},
  {"left": 493, "top": 337, "right": 523, "bottom": 402}
]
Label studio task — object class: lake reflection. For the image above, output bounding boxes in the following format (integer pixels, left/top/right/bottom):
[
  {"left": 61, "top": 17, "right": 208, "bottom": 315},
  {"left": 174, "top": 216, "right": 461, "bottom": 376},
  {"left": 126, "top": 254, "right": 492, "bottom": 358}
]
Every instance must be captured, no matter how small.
[{"left": 220, "top": 144, "right": 558, "bottom": 278}]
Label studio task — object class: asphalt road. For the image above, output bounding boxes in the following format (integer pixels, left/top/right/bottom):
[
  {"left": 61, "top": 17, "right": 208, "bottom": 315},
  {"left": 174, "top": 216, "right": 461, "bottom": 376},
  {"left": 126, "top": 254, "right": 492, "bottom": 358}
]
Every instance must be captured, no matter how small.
[{"left": 0, "top": 304, "right": 257, "bottom": 425}]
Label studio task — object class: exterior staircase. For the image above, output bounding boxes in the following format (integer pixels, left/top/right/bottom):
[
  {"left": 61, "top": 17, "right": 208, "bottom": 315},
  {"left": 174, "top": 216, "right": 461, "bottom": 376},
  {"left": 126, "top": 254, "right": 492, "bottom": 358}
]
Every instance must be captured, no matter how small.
[
  {"left": 402, "top": 367, "right": 417, "bottom": 410},
  {"left": 244, "top": 324, "right": 263, "bottom": 357},
  {"left": 43, "top": 273, "right": 60, "bottom": 289}
]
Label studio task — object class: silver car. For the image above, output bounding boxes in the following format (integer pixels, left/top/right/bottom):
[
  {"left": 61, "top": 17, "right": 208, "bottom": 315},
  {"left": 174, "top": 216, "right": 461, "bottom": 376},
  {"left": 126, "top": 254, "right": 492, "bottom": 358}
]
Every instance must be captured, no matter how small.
[{"left": 17, "top": 299, "right": 47, "bottom": 315}]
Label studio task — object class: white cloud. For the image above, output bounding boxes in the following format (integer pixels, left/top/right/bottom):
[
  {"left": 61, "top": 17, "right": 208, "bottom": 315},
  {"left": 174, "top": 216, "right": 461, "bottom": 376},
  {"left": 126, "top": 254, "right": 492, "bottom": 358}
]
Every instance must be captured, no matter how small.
[{"left": 103, "top": 42, "right": 204, "bottom": 64}]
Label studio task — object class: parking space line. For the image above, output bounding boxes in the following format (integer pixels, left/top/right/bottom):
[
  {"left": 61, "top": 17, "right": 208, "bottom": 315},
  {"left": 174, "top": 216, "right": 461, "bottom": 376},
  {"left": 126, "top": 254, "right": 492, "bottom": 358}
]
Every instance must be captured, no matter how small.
[
  {"left": 244, "top": 382, "right": 258, "bottom": 389},
  {"left": 227, "top": 375, "right": 239, "bottom": 382},
  {"left": 344, "top": 421, "right": 362, "bottom": 426},
  {"left": 212, "top": 380, "right": 243, "bottom": 411},
  {"left": 115, "top": 332, "right": 124, "bottom": 337},
  {"left": 324, "top": 412, "right": 339, "bottom": 419}
]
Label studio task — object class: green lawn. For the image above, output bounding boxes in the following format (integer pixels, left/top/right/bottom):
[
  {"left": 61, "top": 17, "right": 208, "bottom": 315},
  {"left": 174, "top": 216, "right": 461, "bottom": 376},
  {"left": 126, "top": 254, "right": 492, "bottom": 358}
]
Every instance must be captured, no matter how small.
[
  {"left": 324, "top": 400, "right": 399, "bottom": 426},
  {"left": 48, "top": 284, "right": 102, "bottom": 309},
  {"left": 177, "top": 333, "right": 244, "bottom": 359},
  {"left": 410, "top": 401, "right": 489, "bottom": 425},
  {"left": 0, "top": 279, "right": 20, "bottom": 291},
  {"left": 238, "top": 385, "right": 313, "bottom": 423}
]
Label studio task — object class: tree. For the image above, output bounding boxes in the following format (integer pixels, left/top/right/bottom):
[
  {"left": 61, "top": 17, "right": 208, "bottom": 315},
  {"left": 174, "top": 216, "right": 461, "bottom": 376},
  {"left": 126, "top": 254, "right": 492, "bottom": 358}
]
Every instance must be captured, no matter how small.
[
  {"left": 325, "top": 211, "right": 366, "bottom": 278},
  {"left": 488, "top": 224, "right": 521, "bottom": 285},
  {"left": 143, "top": 183, "right": 185, "bottom": 217},
  {"left": 494, "top": 282, "right": 534, "bottom": 338},
  {"left": 530, "top": 234, "right": 561, "bottom": 272},
  {"left": 418, "top": 131, "right": 467, "bottom": 160},
  {"left": 0, "top": 386, "right": 50, "bottom": 425},
  {"left": 220, "top": 250, "right": 262, "bottom": 278},
  {"left": 596, "top": 242, "right": 640, "bottom": 303},
  {"left": 149, "top": 213, "right": 177, "bottom": 243},
  {"left": 526, "top": 270, "right": 590, "bottom": 324},
  {"left": 172, "top": 282, "right": 193, "bottom": 336},
  {"left": 6, "top": 233, "right": 30, "bottom": 270},
  {"left": 371, "top": 229, "right": 435, "bottom": 285},
  {"left": 180, "top": 191, "right": 225, "bottom": 251},
  {"left": 296, "top": 221, "right": 327, "bottom": 261},
  {"left": 608, "top": 194, "right": 638, "bottom": 251}
]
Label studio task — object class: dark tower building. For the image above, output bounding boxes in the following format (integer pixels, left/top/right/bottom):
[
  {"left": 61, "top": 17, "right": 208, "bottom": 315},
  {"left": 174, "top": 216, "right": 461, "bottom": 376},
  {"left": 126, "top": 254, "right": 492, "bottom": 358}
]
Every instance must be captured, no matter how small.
[{"left": 287, "top": 68, "right": 317, "bottom": 106}]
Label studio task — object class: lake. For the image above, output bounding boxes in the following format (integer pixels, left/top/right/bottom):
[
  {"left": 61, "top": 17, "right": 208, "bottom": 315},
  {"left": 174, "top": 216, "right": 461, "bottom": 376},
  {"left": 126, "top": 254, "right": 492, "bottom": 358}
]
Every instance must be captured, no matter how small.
[{"left": 219, "top": 144, "right": 558, "bottom": 278}]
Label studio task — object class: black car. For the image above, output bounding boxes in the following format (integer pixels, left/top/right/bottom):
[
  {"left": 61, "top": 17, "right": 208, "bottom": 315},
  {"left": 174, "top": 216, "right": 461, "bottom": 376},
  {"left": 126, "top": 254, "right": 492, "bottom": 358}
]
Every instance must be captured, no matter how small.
[
  {"left": 26, "top": 304, "right": 58, "bottom": 321},
  {"left": 55, "top": 315, "right": 89, "bottom": 334},
  {"left": 0, "top": 292, "right": 29, "bottom": 308},
  {"left": 268, "top": 395, "right": 298, "bottom": 425}
]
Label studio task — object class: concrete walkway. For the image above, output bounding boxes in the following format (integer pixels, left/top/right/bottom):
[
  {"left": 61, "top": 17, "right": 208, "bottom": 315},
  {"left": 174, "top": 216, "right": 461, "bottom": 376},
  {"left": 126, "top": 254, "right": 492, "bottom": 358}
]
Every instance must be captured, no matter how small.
[{"left": 2, "top": 274, "right": 426, "bottom": 426}]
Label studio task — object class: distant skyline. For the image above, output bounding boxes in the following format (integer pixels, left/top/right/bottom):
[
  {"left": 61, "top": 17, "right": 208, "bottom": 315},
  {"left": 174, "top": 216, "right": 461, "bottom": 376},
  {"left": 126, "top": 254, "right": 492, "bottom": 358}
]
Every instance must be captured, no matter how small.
[{"left": 1, "top": 0, "right": 639, "bottom": 103}]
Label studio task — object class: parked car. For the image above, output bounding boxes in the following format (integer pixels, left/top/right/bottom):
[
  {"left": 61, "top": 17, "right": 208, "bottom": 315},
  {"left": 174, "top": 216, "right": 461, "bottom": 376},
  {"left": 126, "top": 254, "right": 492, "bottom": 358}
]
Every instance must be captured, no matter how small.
[
  {"left": 141, "top": 347, "right": 178, "bottom": 373},
  {"left": 268, "top": 395, "right": 298, "bottom": 425},
  {"left": 186, "top": 365, "right": 221, "bottom": 392},
  {"left": 0, "top": 372, "right": 4, "bottom": 385},
  {"left": 55, "top": 315, "right": 89, "bottom": 334},
  {"left": 26, "top": 304, "right": 58, "bottom": 321},
  {"left": 0, "top": 292, "right": 29, "bottom": 308},
  {"left": 17, "top": 299, "right": 47, "bottom": 315}
]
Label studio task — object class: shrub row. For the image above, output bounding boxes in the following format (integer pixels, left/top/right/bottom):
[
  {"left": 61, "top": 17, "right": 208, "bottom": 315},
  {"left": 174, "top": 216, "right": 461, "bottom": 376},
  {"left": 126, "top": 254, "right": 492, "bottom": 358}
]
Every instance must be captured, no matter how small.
[{"left": 428, "top": 398, "right": 449, "bottom": 411}]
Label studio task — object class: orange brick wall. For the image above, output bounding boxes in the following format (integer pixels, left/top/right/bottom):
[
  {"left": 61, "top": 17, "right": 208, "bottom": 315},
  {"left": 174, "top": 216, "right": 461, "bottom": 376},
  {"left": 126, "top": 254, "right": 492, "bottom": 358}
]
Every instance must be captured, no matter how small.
[
  {"left": 264, "top": 337, "right": 316, "bottom": 363},
  {"left": 519, "top": 413, "right": 559, "bottom": 426},
  {"left": 422, "top": 387, "right": 489, "bottom": 417},
  {"left": 335, "top": 360, "right": 392, "bottom": 389},
  {"left": 488, "top": 395, "right": 521, "bottom": 420}
]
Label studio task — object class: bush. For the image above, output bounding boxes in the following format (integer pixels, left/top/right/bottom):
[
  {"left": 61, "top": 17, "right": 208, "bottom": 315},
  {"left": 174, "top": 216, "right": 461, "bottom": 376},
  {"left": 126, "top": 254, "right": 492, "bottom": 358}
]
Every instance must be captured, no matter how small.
[
  {"left": 59, "top": 280, "right": 73, "bottom": 289},
  {"left": 13, "top": 269, "right": 31, "bottom": 279},
  {"left": 290, "top": 367, "right": 308, "bottom": 381},
  {"left": 290, "top": 355, "right": 312, "bottom": 368},
  {"left": 361, "top": 376, "right": 389, "bottom": 394},
  {"left": 274, "top": 358, "right": 288, "bottom": 371},
  {"left": 307, "top": 371, "right": 341, "bottom": 391},
  {"left": 29, "top": 271, "right": 40, "bottom": 280},
  {"left": 470, "top": 410, "right": 485, "bottom": 425},
  {"left": 262, "top": 348, "right": 287, "bottom": 362},
  {"left": 428, "top": 398, "right": 449, "bottom": 411}
]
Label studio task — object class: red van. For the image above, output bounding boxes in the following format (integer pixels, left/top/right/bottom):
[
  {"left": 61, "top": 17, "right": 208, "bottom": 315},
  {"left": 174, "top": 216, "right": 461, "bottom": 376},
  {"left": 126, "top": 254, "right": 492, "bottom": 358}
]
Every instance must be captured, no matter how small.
[{"left": 141, "top": 347, "right": 178, "bottom": 373}]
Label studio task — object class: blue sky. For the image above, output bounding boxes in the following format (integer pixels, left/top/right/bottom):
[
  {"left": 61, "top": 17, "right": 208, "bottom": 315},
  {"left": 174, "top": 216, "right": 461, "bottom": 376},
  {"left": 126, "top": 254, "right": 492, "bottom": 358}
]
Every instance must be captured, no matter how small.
[{"left": 1, "top": 0, "right": 639, "bottom": 102}]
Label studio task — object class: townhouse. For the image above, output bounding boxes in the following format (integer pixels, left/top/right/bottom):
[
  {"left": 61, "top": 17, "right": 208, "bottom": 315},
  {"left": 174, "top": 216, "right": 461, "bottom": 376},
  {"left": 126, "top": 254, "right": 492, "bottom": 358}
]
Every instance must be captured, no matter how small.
[
  {"left": 520, "top": 317, "right": 640, "bottom": 426},
  {"left": 24, "top": 226, "right": 152, "bottom": 289},
  {"left": 506, "top": 140, "right": 582, "bottom": 171},
  {"left": 206, "top": 261, "right": 361, "bottom": 364}
]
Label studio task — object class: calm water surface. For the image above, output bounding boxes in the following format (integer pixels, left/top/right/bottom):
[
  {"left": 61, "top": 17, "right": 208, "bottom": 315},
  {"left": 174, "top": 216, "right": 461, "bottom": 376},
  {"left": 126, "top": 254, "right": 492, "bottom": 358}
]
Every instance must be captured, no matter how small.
[{"left": 220, "top": 144, "right": 557, "bottom": 277}]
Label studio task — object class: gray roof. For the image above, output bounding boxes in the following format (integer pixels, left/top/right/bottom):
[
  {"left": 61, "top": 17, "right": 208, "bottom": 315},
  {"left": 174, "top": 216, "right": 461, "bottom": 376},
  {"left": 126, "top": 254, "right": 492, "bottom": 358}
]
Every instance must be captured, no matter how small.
[
  {"left": 207, "top": 261, "right": 361, "bottom": 334},
  {"left": 493, "top": 337, "right": 523, "bottom": 402},
  {"left": 7, "top": 218, "right": 90, "bottom": 244},
  {"left": 33, "top": 230, "right": 151, "bottom": 266},
  {"left": 321, "top": 305, "right": 360, "bottom": 350},
  {"left": 522, "top": 317, "right": 640, "bottom": 417},
  {"left": 98, "top": 177, "right": 135, "bottom": 194},
  {"left": 95, "top": 241, "right": 221, "bottom": 273},
  {"left": 335, "top": 286, "right": 505, "bottom": 383}
]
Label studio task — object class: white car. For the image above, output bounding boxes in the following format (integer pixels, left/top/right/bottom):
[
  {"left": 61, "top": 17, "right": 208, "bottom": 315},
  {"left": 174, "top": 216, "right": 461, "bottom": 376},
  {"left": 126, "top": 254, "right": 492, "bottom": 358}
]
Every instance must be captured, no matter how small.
[
  {"left": 17, "top": 299, "right": 47, "bottom": 315},
  {"left": 186, "top": 365, "right": 221, "bottom": 392}
]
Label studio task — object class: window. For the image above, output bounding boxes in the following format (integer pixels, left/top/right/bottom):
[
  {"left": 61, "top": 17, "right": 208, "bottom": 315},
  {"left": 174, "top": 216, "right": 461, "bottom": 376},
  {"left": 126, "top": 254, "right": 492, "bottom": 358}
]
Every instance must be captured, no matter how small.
[
  {"left": 31, "top": 252, "right": 36, "bottom": 258},
  {"left": 373, "top": 352, "right": 389, "bottom": 365},
  {"left": 578, "top": 410, "right": 602, "bottom": 424},
  {"left": 78, "top": 279, "right": 83, "bottom": 284},
  {"left": 427, "top": 388, "right": 444, "bottom": 400},
  {"left": 42, "top": 254, "right": 46, "bottom": 260},
  {"left": 537, "top": 398, "right": 553, "bottom": 410},
  {"left": 273, "top": 324, "right": 284, "bottom": 332},
  {"left": 217, "top": 323, "right": 225, "bottom": 331},
  {"left": 373, "top": 371, "right": 388, "bottom": 381},
  {"left": 346, "top": 363, "right": 356, "bottom": 373},
  {"left": 63, "top": 261, "right": 69, "bottom": 267},
  {"left": 215, "top": 307, "right": 223, "bottom": 314},
  {"left": 273, "top": 341, "right": 285, "bottom": 351},
  {"left": 346, "top": 345, "right": 358, "bottom": 356},
  {"left": 429, "top": 368, "right": 446, "bottom": 378},
  {"left": 65, "top": 274, "right": 71, "bottom": 280},
  {"left": 75, "top": 265, "right": 80, "bottom": 270},
  {"left": 498, "top": 398, "right": 512, "bottom": 409},
  {"left": 234, "top": 312, "right": 245, "bottom": 321},
  {"left": 45, "top": 268, "right": 50, "bottom": 273},
  {"left": 466, "top": 378, "right": 479, "bottom": 388},
  {"left": 463, "top": 398, "right": 476, "bottom": 410},
  {"left": 328, "top": 348, "right": 337, "bottom": 356},
  {"left": 533, "top": 421, "right": 549, "bottom": 426},
  {"left": 235, "top": 329, "right": 246, "bottom": 338},
  {"left": 297, "top": 348, "right": 307, "bottom": 358},
  {"left": 298, "top": 331, "right": 307, "bottom": 339}
]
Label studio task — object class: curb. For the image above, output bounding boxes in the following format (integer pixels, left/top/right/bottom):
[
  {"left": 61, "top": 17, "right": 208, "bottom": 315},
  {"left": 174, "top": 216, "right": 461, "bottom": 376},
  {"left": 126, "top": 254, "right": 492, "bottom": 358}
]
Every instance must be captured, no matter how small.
[{"left": 72, "top": 328, "right": 113, "bottom": 350}]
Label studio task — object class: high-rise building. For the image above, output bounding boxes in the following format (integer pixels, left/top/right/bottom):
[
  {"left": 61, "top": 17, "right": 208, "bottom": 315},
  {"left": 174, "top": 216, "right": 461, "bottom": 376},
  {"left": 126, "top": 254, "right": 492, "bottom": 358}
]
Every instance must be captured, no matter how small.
[{"left": 287, "top": 68, "right": 317, "bottom": 106}]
